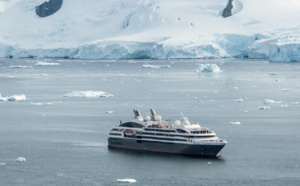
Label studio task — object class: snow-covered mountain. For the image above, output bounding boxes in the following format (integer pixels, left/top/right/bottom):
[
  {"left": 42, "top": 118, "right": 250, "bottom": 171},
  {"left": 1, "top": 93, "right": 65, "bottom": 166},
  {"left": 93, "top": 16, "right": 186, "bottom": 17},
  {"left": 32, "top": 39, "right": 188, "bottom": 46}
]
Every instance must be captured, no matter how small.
[{"left": 0, "top": 0, "right": 300, "bottom": 61}]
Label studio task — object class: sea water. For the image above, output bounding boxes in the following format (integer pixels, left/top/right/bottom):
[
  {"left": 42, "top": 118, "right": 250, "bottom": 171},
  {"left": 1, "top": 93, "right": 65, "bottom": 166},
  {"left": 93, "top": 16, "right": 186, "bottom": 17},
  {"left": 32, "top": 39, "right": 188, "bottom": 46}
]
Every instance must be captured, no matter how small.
[{"left": 0, "top": 58, "right": 299, "bottom": 186}]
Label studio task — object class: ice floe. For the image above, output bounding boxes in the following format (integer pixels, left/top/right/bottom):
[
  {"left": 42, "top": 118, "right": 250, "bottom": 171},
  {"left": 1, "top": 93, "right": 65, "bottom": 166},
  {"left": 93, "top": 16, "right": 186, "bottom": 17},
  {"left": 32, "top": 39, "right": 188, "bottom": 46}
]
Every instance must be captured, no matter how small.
[
  {"left": 142, "top": 64, "right": 170, "bottom": 69},
  {"left": 35, "top": 61, "right": 60, "bottom": 66},
  {"left": 0, "top": 163, "right": 5, "bottom": 166},
  {"left": 117, "top": 178, "right": 136, "bottom": 183},
  {"left": 30, "top": 102, "right": 61, "bottom": 106},
  {"left": 259, "top": 106, "right": 271, "bottom": 110},
  {"left": 15, "top": 157, "right": 26, "bottom": 162},
  {"left": 0, "top": 94, "right": 26, "bottom": 101},
  {"left": 280, "top": 88, "right": 290, "bottom": 91},
  {"left": 197, "top": 64, "right": 221, "bottom": 73},
  {"left": 230, "top": 121, "right": 241, "bottom": 125},
  {"left": 9, "top": 65, "right": 32, "bottom": 69},
  {"left": 105, "top": 110, "right": 114, "bottom": 114},
  {"left": 289, "top": 102, "right": 300, "bottom": 105},
  {"left": 235, "top": 98, "right": 245, "bottom": 102},
  {"left": 63, "top": 91, "right": 114, "bottom": 98},
  {"left": 263, "top": 99, "right": 282, "bottom": 104}
]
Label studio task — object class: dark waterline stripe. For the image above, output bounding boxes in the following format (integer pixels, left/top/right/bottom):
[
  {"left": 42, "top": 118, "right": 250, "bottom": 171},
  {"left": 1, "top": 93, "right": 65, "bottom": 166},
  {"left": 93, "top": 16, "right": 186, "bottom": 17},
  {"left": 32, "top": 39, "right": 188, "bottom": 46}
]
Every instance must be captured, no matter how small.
[{"left": 108, "top": 145, "right": 219, "bottom": 157}]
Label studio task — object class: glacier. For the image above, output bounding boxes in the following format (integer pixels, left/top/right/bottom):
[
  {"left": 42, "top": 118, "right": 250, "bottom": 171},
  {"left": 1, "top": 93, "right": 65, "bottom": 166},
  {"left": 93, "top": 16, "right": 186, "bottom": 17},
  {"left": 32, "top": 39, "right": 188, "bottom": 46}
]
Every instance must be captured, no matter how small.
[{"left": 0, "top": 0, "right": 300, "bottom": 61}]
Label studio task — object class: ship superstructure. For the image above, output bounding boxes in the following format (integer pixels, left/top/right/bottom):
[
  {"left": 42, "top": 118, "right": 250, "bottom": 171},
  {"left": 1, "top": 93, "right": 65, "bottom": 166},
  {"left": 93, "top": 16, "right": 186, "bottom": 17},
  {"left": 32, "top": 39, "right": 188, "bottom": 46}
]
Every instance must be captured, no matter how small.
[{"left": 108, "top": 109, "right": 227, "bottom": 157}]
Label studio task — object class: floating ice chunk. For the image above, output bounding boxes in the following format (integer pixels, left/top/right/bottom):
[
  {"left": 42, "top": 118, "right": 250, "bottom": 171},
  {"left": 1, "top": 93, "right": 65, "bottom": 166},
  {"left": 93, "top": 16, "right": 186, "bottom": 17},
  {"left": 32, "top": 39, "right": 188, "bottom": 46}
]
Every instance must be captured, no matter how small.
[
  {"left": 259, "top": 106, "right": 271, "bottom": 110},
  {"left": 207, "top": 162, "right": 212, "bottom": 164},
  {"left": 280, "top": 88, "right": 290, "bottom": 91},
  {"left": 142, "top": 65, "right": 170, "bottom": 69},
  {"left": 35, "top": 61, "right": 60, "bottom": 66},
  {"left": 9, "top": 65, "right": 32, "bottom": 69},
  {"left": 117, "top": 179, "right": 136, "bottom": 183},
  {"left": 289, "top": 102, "right": 300, "bottom": 105},
  {"left": 16, "top": 157, "right": 26, "bottom": 162},
  {"left": 264, "top": 99, "right": 282, "bottom": 104},
  {"left": 8, "top": 94, "right": 26, "bottom": 101},
  {"left": 105, "top": 111, "right": 114, "bottom": 114},
  {"left": 64, "top": 91, "right": 113, "bottom": 98},
  {"left": 0, "top": 94, "right": 26, "bottom": 101},
  {"left": 30, "top": 102, "right": 43, "bottom": 106},
  {"left": 30, "top": 102, "right": 61, "bottom": 105},
  {"left": 0, "top": 163, "right": 5, "bottom": 166},
  {"left": 230, "top": 121, "right": 241, "bottom": 125},
  {"left": 235, "top": 98, "right": 245, "bottom": 102},
  {"left": 197, "top": 64, "right": 221, "bottom": 73}
]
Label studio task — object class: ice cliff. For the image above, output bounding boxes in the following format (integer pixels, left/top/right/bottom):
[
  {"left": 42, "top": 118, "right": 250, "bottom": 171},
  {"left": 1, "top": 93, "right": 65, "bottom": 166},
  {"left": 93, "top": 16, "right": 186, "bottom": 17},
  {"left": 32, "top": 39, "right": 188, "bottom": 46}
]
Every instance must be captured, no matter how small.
[{"left": 0, "top": 0, "right": 300, "bottom": 62}]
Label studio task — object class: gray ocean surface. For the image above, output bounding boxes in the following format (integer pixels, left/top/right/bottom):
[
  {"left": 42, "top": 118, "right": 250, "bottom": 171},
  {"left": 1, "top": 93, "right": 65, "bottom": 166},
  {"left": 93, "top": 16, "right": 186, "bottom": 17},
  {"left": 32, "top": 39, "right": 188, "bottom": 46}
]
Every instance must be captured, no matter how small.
[{"left": 0, "top": 58, "right": 299, "bottom": 186}]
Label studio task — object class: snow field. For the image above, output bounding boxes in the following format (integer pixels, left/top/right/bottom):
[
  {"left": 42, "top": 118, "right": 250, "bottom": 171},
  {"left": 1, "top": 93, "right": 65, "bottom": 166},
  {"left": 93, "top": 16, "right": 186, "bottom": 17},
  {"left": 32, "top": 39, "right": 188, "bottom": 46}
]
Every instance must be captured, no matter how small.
[{"left": 0, "top": 0, "right": 300, "bottom": 61}]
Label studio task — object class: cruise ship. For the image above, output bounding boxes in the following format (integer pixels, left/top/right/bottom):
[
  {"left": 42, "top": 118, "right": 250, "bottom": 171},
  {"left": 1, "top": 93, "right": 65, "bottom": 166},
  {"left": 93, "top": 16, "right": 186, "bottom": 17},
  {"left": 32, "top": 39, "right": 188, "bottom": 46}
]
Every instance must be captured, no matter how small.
[{"left": 108, "top": 109, "right": 227, "bottom": 157}]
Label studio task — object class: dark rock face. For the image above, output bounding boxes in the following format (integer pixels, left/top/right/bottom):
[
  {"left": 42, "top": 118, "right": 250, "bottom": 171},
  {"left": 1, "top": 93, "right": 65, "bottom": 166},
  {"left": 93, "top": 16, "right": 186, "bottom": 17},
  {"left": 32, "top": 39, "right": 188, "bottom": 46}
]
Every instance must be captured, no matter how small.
[
  {"left": 35, "top": 0, "right": 63, "bottom": 18},
  {"left": 222, "top": 0, "right": 233, "bottom": 18}
]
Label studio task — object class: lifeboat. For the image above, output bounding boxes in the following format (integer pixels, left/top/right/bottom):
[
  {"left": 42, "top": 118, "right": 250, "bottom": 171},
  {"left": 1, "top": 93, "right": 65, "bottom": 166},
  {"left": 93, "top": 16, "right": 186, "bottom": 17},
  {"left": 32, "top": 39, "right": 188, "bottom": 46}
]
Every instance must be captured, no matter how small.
[{"left": 124, "top": 129, "right": 135, "bottom": 136}]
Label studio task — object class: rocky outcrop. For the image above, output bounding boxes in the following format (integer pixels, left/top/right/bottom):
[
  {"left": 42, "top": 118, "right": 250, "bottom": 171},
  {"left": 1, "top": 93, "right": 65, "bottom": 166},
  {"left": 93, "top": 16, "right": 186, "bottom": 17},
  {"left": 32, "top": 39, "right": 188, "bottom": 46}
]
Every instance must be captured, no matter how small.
[
  {"left": 35, "top": 0, "right": 63, "bottom": 18},
  {"left": 222, "top": 0, "right": 234, "bottom": 18}
]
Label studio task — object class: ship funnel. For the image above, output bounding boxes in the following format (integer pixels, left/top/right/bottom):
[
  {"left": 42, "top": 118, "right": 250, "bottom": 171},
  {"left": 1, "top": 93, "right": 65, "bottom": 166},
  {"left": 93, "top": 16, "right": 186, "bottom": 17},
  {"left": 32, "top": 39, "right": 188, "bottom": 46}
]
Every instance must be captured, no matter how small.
[
  {"left": 150, "top": 109, "right": 162, "bottom": 121},
  {"left": 150, "top": 109, "right": 156, "bottom": 116},
  {"left": 133, "top": 109, "right": 143, "bottom": 121},
  {"left": 133, "top": 109, "right": 142, "bottom": 117}
]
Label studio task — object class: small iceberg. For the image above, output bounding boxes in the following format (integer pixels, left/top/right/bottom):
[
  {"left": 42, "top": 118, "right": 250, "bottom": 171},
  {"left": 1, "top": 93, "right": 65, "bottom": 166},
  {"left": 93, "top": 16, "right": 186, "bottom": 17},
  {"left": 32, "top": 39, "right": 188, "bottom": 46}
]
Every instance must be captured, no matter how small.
[
  {"left": 64, "top": 91, "right": 114, "bottom": 98},
  {"left": 280, "top": 88, "right": 290, "bottom": 91},
  {"left": 117, "top": 178, "right": 136, "bottom": 183},
  {"left": 289, "top": 102, "right": 300, "bottom": 105},
  {"left": 9, "top": 65, "right": 32, "bottom": 69},
  {"left": 230, "top": 121, "right": 241, "bottom": 125},
  {"left": 235, "top": 98, "right": 245, "bottom": 102},
  {"left": 105, "top": 111, "right": 114, "bottom": 114},
  {"left": 35, "top": 61, "right": 60, "bottom": 66},
  {"left": 259, "top": 106, "right": 271, "bottom": 110},
  {"left": 142, "top": 64, "right": 170, "bottom": 69},
  {"left": 197, "top": 64, "right": 221, "bottom": 73},
  {"left": 0, "top": 94, "right": 26, "bottom": 101},
  {"left": 15, "top": 157, "right": 26, "bottom": 162},
  {"left": 264, "top": 99, "right": 282, "bottom": 104},
  {"left": 0, "top": 163, "right": 5, "bottom": 166}
]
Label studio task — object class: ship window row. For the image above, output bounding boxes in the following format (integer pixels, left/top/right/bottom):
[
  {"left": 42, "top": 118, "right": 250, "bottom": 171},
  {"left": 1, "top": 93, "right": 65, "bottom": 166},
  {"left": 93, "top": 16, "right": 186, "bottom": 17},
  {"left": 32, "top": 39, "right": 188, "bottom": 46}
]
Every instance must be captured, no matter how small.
[
  {"left": 142, "top": 136, "right": 187, "bottom": 142},
  {"left": 109, "top": 133, "right": 122, "bottom": 136},
  {"left": 190, "top": 130, "right": 212, "bottom": 134},
  {"left": 142, "top": 132, "right": 214, "bottom": 138},
  {"left": 110, "top": 142, "right": 122, "bottom": 145},
  {"left": 139, "top": 140, "right": 175, "bottom": 145},
  {"left": 144, "top": 128, "right": 176, "bottom": 132}
]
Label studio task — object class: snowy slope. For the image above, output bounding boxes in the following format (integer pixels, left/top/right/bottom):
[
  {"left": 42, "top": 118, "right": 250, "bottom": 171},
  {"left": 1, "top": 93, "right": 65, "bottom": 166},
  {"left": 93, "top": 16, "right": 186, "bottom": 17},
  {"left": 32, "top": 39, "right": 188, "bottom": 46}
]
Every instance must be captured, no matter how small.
[{"left": 0, "top": 0, "right": 300, "bottom": 61}]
